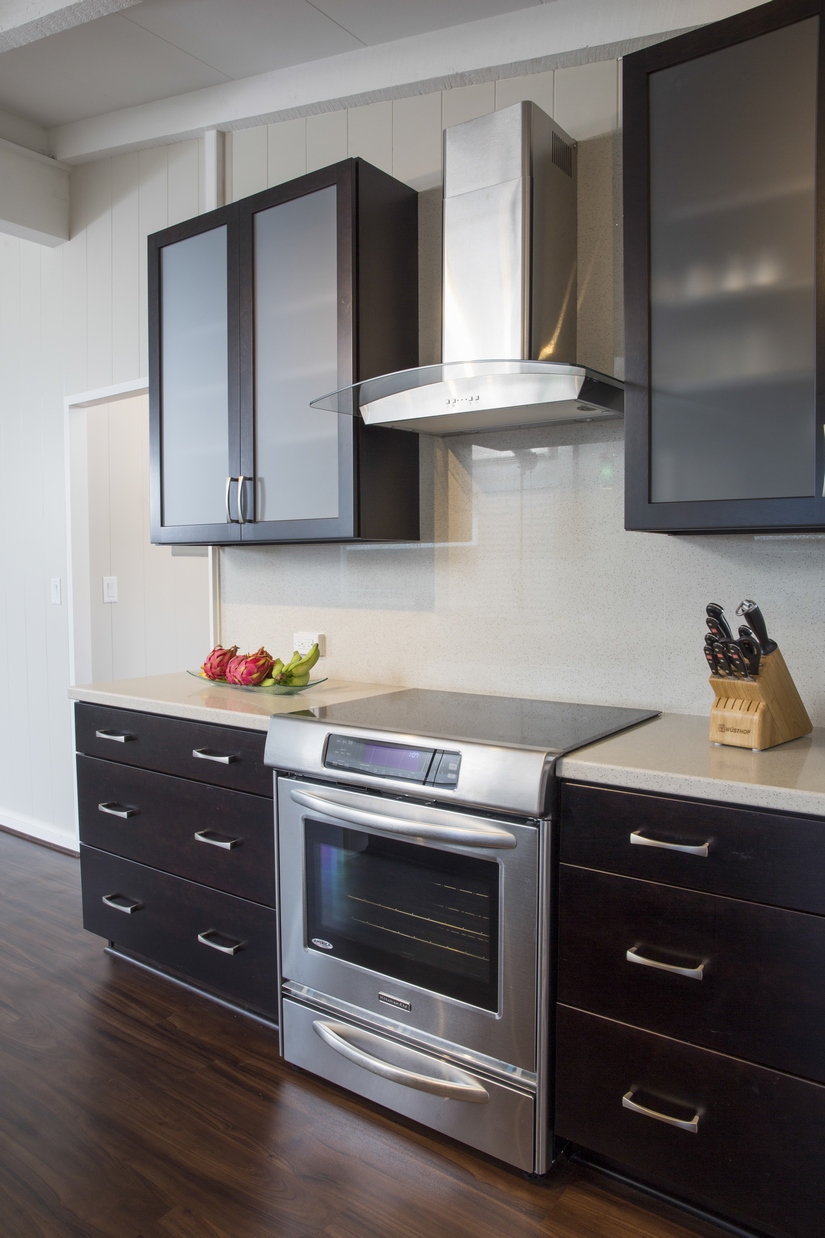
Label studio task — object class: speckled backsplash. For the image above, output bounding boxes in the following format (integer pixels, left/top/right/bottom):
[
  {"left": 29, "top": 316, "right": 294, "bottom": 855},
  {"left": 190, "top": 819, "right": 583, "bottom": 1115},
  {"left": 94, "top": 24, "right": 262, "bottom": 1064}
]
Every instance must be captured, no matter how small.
[{"left": 220, "top": 419, "right": 825, "bottom": 725}]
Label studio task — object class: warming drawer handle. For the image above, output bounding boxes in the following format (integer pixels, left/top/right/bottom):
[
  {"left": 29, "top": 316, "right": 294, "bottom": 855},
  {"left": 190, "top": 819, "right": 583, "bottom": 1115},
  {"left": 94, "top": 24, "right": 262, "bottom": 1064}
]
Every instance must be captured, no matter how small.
[
  {"left": 98, "top": 802, "right": 138, "bottom": 819},
  {"left": 192, "top": 748, "right": 237, "bottom": 765},
  {"left": 630, "top": 831, "right": 710, "bottom": 857},
  {"left": 622, "top": 1090, "right": 700, "bottom": 1134},
  {"left": 290, "top": 788, "right": 517, "bottom": 850},
  {"left": 312, "top": 1020, "right": 490, "bottom": 1104},
  {"left": 102, "top": 893, "right": 144, "bottom": 914},
  {"left": 95, "top": 729, "right": 134, "bottom": 743},
  {"left": 626, "top": 945, "right": 704, "bottom": 980},
  {"left": 197, "top": 929, "right": 245, "bottom": 955},
  {"left": 194, "top": 829, "right": 241, "bottom": 850}
]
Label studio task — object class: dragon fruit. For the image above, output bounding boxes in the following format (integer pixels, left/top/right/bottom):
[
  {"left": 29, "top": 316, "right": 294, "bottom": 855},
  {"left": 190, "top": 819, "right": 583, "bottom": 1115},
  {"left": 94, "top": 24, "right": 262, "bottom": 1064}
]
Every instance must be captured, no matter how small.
[
  {"left": 201, "top": 644, "right": 238, "bottom": 681},
  {"left": 225, "top": 647, "right": 273, "bottom": 686}
]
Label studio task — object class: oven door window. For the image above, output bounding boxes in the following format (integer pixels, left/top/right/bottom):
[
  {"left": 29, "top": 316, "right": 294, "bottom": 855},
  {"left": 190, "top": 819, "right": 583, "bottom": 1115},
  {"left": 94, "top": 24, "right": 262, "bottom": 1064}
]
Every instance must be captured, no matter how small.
[{"left": 305, "top": 819, "right": 500, "bottom": 1011}]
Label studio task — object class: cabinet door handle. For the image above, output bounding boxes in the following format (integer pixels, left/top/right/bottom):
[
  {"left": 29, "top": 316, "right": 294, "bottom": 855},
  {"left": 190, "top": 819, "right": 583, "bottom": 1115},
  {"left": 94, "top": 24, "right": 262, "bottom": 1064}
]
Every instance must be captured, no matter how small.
[
  {"left": 626, "top": 945, "right": 704, "bottom": 980},
  {"left": 226, "top": 476, "right": 238, "bottom": 523},
  {"left": 192, "top": 748, "right": 237, "bottom": 765},
  {"left": 102, "top": 893, "right": 144, "bottom": 914},
  {"left": 95, "top": 729, "right": 135, "bottom": 743},
  {"left": 630, "top": 831, "right": 710, "bottom": 857},
  {"left": 98, "top": 802, "right": 138, "bottom": 819},
  {"left": 237, "top": 474, "right": 246, "bottom": 524},
  {"left": 197, "top": 929, "right": 244, "bottom": 955},
  {"left": 622, "top": 1090, "right": 700, "bottom": 1134},
  {"left": 194, "top": 829, "right": 241, "bottom": 850}
]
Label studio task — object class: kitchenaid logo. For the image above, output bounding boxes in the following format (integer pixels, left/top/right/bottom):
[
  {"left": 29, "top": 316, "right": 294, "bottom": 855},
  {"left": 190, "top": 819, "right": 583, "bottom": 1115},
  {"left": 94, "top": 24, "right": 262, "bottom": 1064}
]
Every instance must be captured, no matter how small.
[
  {"left": 445, "top": 395, "right": 481, "bottom": 406},
  {"left": 379, "top": 992, "right": 412, "bottom": 1012},
  {"left": 719, "top": 724, "right": 752, "bottom": 734}
]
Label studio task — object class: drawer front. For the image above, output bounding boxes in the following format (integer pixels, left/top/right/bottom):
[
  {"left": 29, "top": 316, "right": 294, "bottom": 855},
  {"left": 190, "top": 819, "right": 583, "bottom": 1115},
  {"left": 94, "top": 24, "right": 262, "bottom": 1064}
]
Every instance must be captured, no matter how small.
[
  {"left": 282, "top": 999, "right": 536, "bottom": 1173},
  {"left": 77, "top": 756, "right": 275, "bottom": 907},
  {"left": 80, "top": 846, "right": 277, "bottom": 1016},
  {"left": 75, "top": 702, "right": 271, "bottom": 797},
  {"left": 555, "top": 1005, "right": 825, "bottom": 1238},
  {"left": 561, "top": 781, "right": 825, "bottom": 914},
  {"left": 559, "top": 866, "right": 825, "bottom": 1083}
]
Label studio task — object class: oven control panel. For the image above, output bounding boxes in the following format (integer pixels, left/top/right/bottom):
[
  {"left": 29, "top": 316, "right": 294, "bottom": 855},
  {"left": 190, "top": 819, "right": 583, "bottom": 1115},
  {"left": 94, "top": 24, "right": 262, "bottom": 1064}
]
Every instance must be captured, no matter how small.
[{"left": 324, "top": 733, "right": 461, "bottom": 787}]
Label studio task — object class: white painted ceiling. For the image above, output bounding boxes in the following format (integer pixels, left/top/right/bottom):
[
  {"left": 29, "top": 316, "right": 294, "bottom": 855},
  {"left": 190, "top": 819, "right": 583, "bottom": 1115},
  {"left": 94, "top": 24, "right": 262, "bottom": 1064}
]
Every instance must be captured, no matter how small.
[{"left": 0, "top": 0, "right": 553, "bottom": 128}]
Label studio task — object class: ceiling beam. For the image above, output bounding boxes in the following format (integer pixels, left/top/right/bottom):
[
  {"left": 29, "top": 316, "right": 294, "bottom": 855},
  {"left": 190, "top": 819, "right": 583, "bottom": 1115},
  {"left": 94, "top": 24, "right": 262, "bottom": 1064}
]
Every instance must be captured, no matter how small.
[
  {"left": 0, "top": 0, "right": 143, "bottom": 52},
  {"left": 48, "top": 0, "right": 769, "bottom": 164},
  {"left": 0, "top": 137, "right": 69, "bottom": 245}
]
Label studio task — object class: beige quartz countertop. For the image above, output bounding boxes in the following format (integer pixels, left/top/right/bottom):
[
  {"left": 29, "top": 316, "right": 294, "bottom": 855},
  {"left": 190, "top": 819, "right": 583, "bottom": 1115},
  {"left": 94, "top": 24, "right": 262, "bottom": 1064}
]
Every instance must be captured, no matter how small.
[
  {"left": 557, "top": 712, "right": 825, "bottom": 817},
  {"left": 69, "top": 671, "right": 402, "bottom": 732},
  {"left": 69, "top": 675, "right": 825, "bottom": 817}
]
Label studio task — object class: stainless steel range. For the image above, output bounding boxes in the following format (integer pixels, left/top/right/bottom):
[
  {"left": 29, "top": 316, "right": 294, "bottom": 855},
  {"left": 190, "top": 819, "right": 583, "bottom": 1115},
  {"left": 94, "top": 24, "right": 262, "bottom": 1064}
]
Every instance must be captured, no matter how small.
[{"left": 264, "top": 689, "right": 657, "bottom": 1174}]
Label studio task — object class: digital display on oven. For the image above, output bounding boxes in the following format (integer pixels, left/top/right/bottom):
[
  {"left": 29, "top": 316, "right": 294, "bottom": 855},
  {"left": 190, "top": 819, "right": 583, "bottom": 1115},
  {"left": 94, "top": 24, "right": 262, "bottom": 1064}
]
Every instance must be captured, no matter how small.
[{"left": 324, "top": 734, "right": 435, "bottom": 782}]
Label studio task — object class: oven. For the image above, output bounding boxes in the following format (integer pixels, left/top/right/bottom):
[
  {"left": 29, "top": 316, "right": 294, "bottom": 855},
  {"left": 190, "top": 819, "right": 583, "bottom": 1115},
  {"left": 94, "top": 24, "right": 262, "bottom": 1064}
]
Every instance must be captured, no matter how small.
[
  {"left": 277, "top": 777, "right": 544, "bottom": 1071},
  {"left": 265, "top": 691, "right": 658, "bottom": 1176}
]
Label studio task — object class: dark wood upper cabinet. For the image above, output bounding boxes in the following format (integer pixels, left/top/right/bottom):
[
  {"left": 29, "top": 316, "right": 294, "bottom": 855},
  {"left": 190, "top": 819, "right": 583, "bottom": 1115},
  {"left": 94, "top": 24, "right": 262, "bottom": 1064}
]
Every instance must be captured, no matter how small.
[
  {"left": 623, "top": 0, "right": 825, "bottom": 533},
  {"left": 148, "top": 159, "right": 420, "bottom": 545}
]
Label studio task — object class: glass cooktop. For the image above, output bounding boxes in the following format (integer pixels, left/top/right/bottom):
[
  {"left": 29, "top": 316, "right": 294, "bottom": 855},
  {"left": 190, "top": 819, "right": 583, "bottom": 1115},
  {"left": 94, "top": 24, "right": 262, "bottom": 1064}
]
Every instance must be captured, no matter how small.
[{"left": 297, "top": 689, "right": 658, "bottom": 755}]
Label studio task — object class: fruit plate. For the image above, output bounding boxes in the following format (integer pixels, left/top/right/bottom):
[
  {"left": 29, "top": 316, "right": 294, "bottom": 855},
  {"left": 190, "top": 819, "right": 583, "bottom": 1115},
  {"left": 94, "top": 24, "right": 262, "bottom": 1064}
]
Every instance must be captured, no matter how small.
[{"left": 188, "top": 671, "right": 328, "bottom": 696}]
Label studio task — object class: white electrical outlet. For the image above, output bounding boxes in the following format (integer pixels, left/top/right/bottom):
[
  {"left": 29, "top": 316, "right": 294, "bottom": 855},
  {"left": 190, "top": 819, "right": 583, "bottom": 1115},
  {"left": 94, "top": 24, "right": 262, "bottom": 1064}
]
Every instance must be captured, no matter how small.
[
  {"left": 102, "top": 576, "right": 118, "bottom": 604},
  {"left": 293, "top": 631, "right": 326, "bottom": 657},
  {"left": 50, "top": 578, "right": 61, "bottom": 605}
]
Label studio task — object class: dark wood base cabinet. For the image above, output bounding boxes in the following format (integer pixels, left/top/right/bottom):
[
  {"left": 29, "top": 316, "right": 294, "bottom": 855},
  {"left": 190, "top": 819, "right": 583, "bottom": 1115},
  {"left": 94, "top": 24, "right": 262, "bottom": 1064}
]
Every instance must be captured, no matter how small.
[
  {"left": 75, "top": 702, "right": 277, "bottom": 1021},
  {"left": 556, "top": 1006, "right": 825, "bottom": 1238},
  {"left": 556, "top": 780, "right": 825, "bottom": 1238}
]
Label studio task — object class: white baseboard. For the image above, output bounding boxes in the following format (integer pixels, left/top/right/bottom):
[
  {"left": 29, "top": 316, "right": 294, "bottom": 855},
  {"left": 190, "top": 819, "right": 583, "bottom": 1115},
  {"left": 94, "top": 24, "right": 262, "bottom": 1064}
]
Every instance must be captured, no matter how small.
[{"left": 0, "top": 807, "right": 79, "bottom": 855}]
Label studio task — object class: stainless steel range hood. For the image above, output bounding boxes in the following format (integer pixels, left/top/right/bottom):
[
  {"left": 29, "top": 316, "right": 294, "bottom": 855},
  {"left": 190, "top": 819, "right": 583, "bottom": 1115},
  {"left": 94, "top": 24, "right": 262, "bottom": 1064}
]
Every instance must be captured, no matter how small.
[{"left": 311, "top": 101, "right": 624, "bottom": 435}]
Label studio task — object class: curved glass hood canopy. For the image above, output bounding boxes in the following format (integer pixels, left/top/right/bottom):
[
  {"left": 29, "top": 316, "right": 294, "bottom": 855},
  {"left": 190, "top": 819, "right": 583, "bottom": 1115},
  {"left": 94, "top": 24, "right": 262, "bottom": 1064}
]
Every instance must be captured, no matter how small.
[
  {"left": 310, "top": 360, "right": 624, "bottom": 436},
  {"left": 310, "top": 102, "right": 624, "bottom": 437}
]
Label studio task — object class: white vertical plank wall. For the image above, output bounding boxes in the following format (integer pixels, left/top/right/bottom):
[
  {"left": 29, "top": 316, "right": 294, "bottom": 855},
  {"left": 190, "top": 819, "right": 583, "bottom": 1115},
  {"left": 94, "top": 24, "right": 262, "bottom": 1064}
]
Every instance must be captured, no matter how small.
[{"left": 0, "top": 61, "right": 621, "bottom": 851}]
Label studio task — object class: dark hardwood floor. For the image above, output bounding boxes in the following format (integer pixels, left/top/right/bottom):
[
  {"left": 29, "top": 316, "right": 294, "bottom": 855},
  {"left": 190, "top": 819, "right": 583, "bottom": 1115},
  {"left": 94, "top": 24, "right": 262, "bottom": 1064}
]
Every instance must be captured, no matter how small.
[{"left": 0, "top": 829, "right": 727, "bottom": 1238}]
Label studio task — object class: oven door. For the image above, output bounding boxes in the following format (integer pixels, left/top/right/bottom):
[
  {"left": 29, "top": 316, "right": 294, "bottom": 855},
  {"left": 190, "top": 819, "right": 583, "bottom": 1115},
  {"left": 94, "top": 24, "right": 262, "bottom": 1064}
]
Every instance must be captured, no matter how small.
[{"left": 276, "top": 776, "right": 542, "bottom": 1071}]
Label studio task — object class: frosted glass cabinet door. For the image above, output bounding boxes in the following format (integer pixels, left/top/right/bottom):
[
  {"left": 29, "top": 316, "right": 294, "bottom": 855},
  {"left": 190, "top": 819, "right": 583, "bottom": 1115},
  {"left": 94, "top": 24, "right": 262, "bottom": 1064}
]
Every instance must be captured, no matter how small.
[
  {"left": 623, "top": 0, "right": 825, "bottom": 533},
  {"left": 252, "top": 187, "right": 341, "bottom": 524},
  {"left": 149, "top": 206, "right": 240, "bottom": 543}
]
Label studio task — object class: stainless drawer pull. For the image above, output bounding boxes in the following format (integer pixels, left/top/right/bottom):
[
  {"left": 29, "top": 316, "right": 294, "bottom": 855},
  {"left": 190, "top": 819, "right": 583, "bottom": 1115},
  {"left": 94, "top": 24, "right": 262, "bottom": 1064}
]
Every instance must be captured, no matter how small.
[
  {"left": 197, "top": 929, "right": 244, "bottom": 955},
  {"left": 192, "top": 748, "right": 237, "bottom": 765},
  {"left": 622, "top": 1090, "right": 700, "bottom": 1134},
  {"left": 98, "top": 802, "right": 137, "bottom": 819},
  {"left": 626, "top": 945, "right": 704, "bottom": 980},
  {"left": 194, "top": 829, "right": 241, "bottom": 850},
  {"left": 313, "top": 1019, "right": 490, "bottom": 1104},
  {"left": 630, "top": 831, "right": 710, "bottom": 857},
  {"left": 102, "top": 893, "right": 144, "bottom": 914},
  {"left": 95, "top": 729, "right": 134, "bottom": 743}
]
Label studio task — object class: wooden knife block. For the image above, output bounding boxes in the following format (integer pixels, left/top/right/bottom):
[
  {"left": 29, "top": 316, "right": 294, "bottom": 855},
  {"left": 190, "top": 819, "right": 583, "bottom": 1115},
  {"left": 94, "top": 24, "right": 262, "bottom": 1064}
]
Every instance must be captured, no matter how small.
[{"left": 709, "top": 648, "right": 812, "bottom": 750}]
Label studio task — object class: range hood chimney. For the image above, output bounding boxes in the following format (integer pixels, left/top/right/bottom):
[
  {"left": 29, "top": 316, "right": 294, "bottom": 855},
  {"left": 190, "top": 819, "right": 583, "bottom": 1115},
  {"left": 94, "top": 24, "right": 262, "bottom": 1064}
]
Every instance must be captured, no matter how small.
[{"left": 311, "top": 101, "right": 623, "bottom": 434}]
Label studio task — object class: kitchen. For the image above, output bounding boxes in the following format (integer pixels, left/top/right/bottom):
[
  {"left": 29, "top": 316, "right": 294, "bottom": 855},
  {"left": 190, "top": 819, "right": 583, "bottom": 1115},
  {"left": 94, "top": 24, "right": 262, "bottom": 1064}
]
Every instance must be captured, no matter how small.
[{"left": 1, "top": 0, "right": 824, "bottom": 1234}]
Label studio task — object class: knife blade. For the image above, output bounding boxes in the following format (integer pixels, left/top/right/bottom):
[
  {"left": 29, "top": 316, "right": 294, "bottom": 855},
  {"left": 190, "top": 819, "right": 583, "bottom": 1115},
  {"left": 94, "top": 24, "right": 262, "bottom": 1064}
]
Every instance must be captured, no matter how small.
[{"left": 735, "top": 600, "right": 777, "bottom": 655}]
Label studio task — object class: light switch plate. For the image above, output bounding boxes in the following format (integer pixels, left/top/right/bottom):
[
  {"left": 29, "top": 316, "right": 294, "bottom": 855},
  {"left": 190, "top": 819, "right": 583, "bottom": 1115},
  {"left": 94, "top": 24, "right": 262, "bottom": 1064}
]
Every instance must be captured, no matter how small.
[
  {"left": 102, "top": 576, "right": 118, "bottom": 604},
  {"left": 50, "top": 578, "right": 61, "bottom": 605},
  {"left": 293, "top": 631, "right": 326, "bottom": 657}
]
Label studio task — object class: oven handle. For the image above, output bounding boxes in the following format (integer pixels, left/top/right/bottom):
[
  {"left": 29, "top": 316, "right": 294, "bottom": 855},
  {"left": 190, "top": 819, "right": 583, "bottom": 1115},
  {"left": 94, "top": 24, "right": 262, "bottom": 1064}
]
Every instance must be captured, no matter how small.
[
  {"left": 289, "top": 788, "right": 517, "bottom": 849},
  {"left": 312, "top": 1020, "right": 490, "bottom": 1104}
]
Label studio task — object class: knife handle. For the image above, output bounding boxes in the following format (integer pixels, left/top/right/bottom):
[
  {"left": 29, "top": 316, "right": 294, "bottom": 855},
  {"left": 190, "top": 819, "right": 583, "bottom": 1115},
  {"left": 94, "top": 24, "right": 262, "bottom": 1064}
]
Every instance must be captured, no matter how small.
[
  {"left": 706, "top": 616, "right": 730, "bottom": 643},
  {"left": 712, "top": 642, "right": 732, "bottom": 676},
  {"left": 704, "top": 645, "right": 718, "bottom": 674},
  {"left": 706, "top": 603, "right": 733, "bottom": 640},
  {"left": 735, "top": 600, "right": 777, "bottom": 655},
  {"left": 725, "top": 642, "right": 751, "bottom": 679}
]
